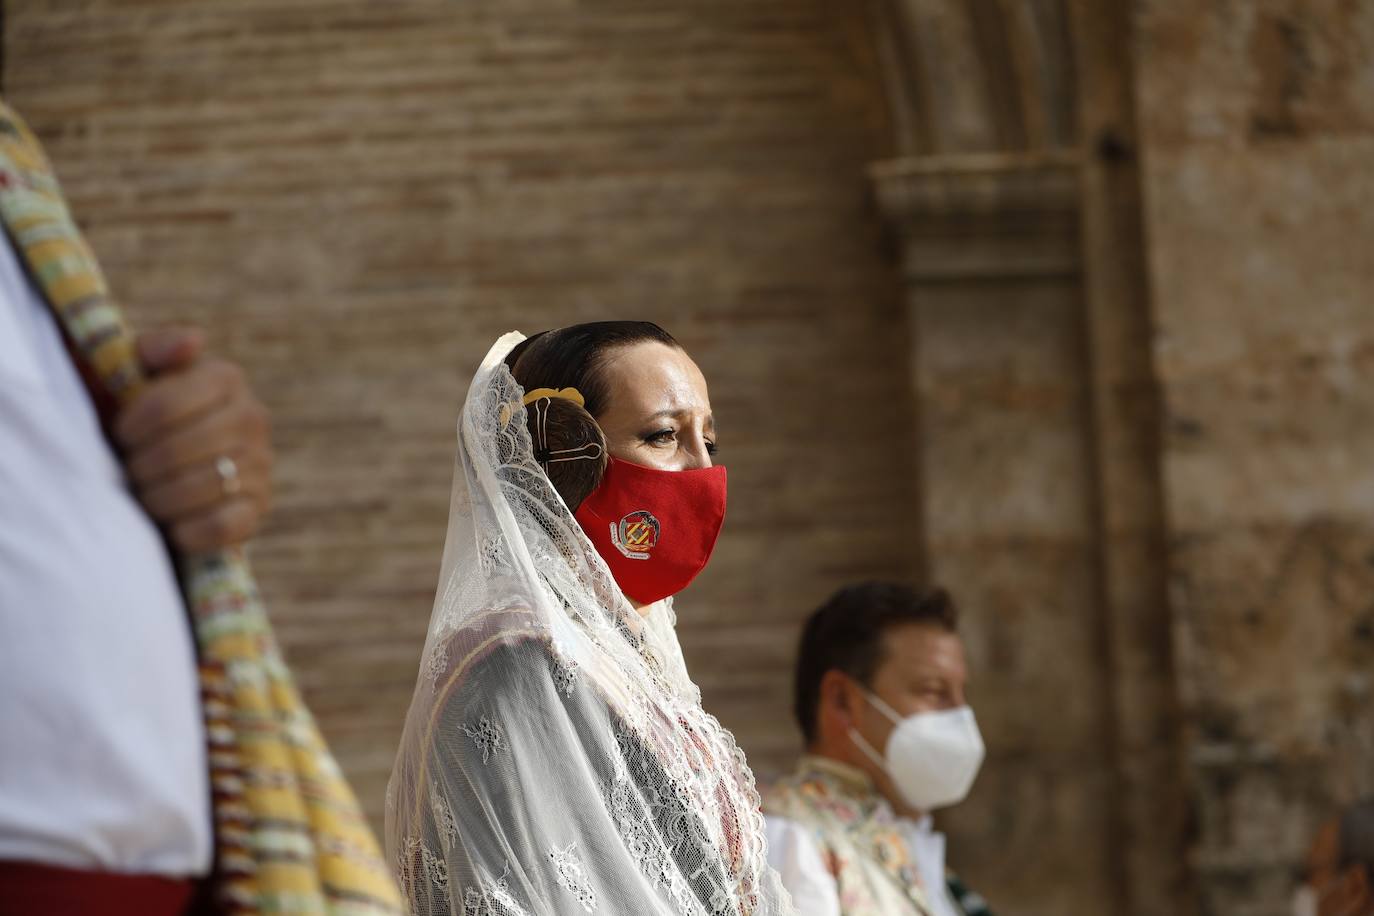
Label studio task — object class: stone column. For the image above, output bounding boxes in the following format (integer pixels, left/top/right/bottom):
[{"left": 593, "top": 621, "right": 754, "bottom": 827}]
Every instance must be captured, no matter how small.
[
  {"left": 1068, "top": 1, "right": 1196, "bottom": 913},
  {"left": 872, "top": 154, "right": 1129, "bottom": 916},
  {"left": 867, "top": 2, "right": 1198, "bottom": 911}
]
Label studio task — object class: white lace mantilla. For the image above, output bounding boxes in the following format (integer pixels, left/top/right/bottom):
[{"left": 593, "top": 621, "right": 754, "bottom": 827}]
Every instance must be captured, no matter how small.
[{"left": 386, "top": 333, "right": 794, "bottom": 916}]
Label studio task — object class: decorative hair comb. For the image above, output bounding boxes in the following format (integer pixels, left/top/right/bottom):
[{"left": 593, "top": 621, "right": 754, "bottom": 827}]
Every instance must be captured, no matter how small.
[
  {"left": 522, "top": 387, "right": 584, "bottom": 407},
  {"left": 499, "top": 387, "right": 585, "bottom": 428}
]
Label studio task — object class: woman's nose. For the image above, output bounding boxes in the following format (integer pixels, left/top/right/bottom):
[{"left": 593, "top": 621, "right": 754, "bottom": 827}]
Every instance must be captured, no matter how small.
[{"left": 681, "top": 433, "right": 713, "bottom": 470}]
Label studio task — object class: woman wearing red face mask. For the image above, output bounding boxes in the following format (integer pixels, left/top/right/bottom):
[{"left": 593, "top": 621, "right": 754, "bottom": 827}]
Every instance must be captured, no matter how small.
[{"left": 387, "top": 324, "right": 795, "bottom": 916}]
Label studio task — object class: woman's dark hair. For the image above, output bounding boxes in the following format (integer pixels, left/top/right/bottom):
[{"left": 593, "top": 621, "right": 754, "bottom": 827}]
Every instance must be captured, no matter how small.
[
  {"left": 793, "top": 582, "right": 959, "bottom": 746},
  {"left": 504, "top": 321, "right": 680, "bottom": 511}
]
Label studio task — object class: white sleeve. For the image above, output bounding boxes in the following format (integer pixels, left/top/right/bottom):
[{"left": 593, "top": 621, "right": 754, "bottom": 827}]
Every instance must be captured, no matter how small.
[{"left": 765, "top": 815, "right": 842, "bottom": 916}]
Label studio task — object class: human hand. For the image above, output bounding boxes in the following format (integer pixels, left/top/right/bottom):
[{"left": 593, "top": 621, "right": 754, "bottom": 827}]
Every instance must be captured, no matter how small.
[
  {"left": 1317, "top": 867, "right": 1374, "bottom": 916},
  {"left": 114, "top": 327, "right": 274, "bottom": 553}
]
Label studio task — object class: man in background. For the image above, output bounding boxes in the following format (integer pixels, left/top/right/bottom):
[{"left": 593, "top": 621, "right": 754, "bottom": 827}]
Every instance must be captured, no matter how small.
[{"left": 764, "top": 582, "right": 994, "bottom": 916}]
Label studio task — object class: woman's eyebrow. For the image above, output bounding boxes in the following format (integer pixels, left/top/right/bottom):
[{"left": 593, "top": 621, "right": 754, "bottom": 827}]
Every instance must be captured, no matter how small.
[
  {"left": 643, "top": 409, "right": 680, "bottom": 424},
  {"left": 641, "top": 408, "right": 716, "bottom": 429},
  {"left": 642, "top": 408, "right": 697, "bottom": 421}
]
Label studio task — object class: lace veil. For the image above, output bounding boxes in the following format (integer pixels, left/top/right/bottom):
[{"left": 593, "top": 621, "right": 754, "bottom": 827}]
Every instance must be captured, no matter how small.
[{"left": 386, "top": 333, "right": 794, "bottom": 915}]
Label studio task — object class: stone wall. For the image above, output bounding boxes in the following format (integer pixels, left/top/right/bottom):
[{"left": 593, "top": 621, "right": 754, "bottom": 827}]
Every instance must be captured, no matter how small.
[
  {"left": 1135, "top": 2, "right": 1374, "bottom": 914},
  {"left": 3, "top": 0, "right": 916, "bottom": 827}
]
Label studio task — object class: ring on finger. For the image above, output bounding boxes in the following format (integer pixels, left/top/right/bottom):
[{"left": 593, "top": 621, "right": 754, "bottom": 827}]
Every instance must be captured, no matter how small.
[{"left": 214, "top": 455, "right": 242, "bottom": 497}]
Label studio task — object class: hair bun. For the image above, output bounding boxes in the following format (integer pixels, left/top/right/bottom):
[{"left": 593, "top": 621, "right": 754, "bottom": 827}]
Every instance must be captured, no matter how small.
[
  {"left": 503, "top": 322, "right": 682, "bottom": 510},
  {"left": 523, "top": 395, "right": 608, "bottom": 511}
]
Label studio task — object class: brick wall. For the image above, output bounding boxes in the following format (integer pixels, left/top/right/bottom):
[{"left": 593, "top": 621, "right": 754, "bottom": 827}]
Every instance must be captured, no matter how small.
[{"left": 5, "top": 0, "right": 917, "bottom": 828}]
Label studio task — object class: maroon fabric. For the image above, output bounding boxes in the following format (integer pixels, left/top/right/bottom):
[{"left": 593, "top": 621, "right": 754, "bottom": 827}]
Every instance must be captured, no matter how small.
[{"left": 0, "top": 861, "right": 197, "bottom": 916}]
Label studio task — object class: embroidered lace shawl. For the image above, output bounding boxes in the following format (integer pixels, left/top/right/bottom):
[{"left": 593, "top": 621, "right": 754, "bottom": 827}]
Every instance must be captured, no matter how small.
[{"left": 386, "top": 333, "right": 794, "bottom": 916}]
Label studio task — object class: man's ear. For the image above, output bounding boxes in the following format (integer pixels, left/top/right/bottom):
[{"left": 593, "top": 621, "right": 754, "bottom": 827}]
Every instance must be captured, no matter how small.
[{"left": 817, "top": 669, "right": 860, "bottom": 736}]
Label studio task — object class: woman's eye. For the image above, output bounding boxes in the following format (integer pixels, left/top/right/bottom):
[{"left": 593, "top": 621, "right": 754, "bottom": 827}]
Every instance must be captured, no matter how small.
[
  {"left": 706, "top": 441, "right": 718, "bottom": 456},
  {"left": 644, "top": 429, "right": 675, "bottom": 445}
]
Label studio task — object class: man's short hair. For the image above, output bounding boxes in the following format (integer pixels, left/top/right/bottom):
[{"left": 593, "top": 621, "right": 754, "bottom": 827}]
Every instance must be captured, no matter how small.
[{"left": 792, "top": 581, "right": 958, "bottom": 746}]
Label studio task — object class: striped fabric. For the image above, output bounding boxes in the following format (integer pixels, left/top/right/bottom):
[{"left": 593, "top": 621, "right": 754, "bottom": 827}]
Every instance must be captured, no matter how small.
[{"left": 0, "top": 100, "right": 403, "bottom": 916}]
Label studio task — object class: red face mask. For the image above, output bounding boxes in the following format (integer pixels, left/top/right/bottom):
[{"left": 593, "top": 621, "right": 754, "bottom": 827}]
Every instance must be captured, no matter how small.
[{"left": 574, "top": 457, "right": 728, "bottom": 605}]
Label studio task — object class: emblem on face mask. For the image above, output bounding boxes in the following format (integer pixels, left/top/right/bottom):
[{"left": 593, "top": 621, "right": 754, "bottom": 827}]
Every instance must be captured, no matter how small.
[{"left": 610, "top": 510, "right": 660, "bottom": 560}]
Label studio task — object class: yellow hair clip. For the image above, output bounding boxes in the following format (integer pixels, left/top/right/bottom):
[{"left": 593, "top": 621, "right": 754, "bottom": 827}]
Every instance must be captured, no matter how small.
[
  {"left": 521, "top": 387, "right": 585, "bottom": 408},
  {"left": 500, "top": 387, "right": 586, "bottom": 428}
]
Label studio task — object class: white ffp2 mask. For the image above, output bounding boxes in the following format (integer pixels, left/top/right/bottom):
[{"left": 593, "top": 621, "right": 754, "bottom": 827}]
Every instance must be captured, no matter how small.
[{"left": 849, "top": 690, "right": 986, "bottom": 812}]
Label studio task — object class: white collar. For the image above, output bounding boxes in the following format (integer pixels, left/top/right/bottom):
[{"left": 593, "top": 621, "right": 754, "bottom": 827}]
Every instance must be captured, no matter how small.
[{"left": 896, "top": 816, "right": 953, "bottom": 915}]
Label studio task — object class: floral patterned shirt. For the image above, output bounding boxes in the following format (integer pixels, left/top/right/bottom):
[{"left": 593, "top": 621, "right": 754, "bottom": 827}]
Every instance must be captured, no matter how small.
[{"left": 763, "top": 756, "right": 991, "bottom": 916}]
